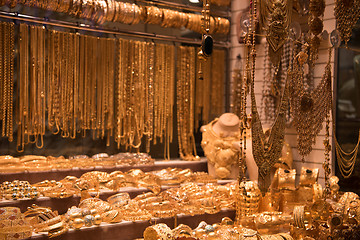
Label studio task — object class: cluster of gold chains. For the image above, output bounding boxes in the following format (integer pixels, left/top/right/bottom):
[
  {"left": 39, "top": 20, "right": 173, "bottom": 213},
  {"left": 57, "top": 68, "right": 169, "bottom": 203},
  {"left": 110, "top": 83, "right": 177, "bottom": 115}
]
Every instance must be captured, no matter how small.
[
  {"left": 18, "top": 24, "right": 117, "bottom": 151},
  {"left": 116, "top": 40, "right": 175, "bottom": 157},
  {"left": 0, "top": 22, "right": 15, "bottom": 143},
  {"left": 11, "top": 22, "right": 226, "bottom": 156},
  {"left": 177, "top": 46, "right": 198, "bottom": 161}
]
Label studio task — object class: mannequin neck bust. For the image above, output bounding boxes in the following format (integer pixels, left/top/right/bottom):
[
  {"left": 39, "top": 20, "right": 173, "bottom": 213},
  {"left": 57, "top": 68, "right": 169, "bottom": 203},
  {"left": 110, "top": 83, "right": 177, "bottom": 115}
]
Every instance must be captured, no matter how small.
[{"left": 212, "top": 113, "right": 240, "bottom": 137}]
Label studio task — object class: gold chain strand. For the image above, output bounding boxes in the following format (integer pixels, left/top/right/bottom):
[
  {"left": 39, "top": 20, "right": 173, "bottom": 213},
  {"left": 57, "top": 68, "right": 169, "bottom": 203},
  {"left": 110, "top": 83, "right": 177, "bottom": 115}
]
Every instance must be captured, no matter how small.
[
  {"left": 169, "top": 45, "right": 175, "bottom": 144},
  {"left": 67, "top": 33, "right": 75, "bottom": 139},
  {"left": 115, "top": 39, "right": 122, "bottom": 147},
  {"left": 164, "top": 44, "right": 170, "bottom": 159},
  {"left": 2, "top": 22, "right": 7, "bottom": 137},
  {"left": 176, "top": 46, "right": 184, "bottom": 159},
  {"left": 145, "top": 41, "right": 155, "bottom": 152},
  {"left": 17, "top": 24, "right": 28, "bottom": 152},
  {"left": 153, "top": 43, "right": 160, "bottom": 144},
  {"left": 29, "top": 25, "right": 36, "bottom": 141},
  {"left": 160, "top": 44, "right": 166, "bottom": 144},
  {"left": 47, "top": 30, "right": 54, "bottom": 131},
  {"left": 0, "top": 23, "right": 3, "bottom": 128},
  {"left": 79, "top": 34, "right": 85, "bottom": 134},
  {"left": 102, "top": 38, "right": 108, "bottom": 139},
  {"left": 38, "top": 26, "right": 45, "bottom": 148},
  {"left": 88, "top": 35, "right": 94, "bottom": 134},
  {"left": 82, "top": 34, "right": 88, "bottom": 134},
  {"left": 91, "top": 37, "right": 98, "bottom": 136},
  {"left": 166, "top": 44, "right": 175, "bottom": 159},
  {"left": 7, "top": 22, "right": 14, "bottom": 142},
  {"left": 143, "top": 42, "right": 150, "bottom": 150},
  {"left": 53, "top": 30, "right": 61, "bottom": 134},
  {"left": 323, "top": 112, "right": 332, "bottom": 197},
  {"left": 107, "top": 38, "right": 115, "bottom": 145},
  {"left": 2, "top": 22, "right": 8, "bottom": 137},
  {"left": 72, "top": 33, "right": 80, "bottom": 139},
  {"left": 61, "top": 31, "right": 68, "bottom": 137},
  {"left": 96, "top": 37, "right": 103, "bottom": 138},
  {"left": 84, "top": 35, "right": 90, "bottom": 133},
  {"left": 121, "top": 39, "right": 130, "bottom": 146},
  {"left": 139, "top": 41, "right": 146, "bottom": 145},
  {"left": 153, "top": 43, "right": 159, "bottom": 144}
]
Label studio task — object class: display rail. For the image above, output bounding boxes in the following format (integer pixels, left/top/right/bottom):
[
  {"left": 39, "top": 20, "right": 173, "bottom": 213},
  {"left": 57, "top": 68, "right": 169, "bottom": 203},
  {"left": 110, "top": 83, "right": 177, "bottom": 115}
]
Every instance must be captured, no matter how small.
[{"left": 0, "top": 11, "right": 230, "bottom": 47}]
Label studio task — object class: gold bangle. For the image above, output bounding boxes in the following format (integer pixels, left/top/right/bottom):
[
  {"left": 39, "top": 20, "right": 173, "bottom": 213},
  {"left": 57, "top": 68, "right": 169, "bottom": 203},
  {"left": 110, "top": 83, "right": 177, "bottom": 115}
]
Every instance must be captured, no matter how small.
[{"left": 107, "top": 192, "right": 130, "bottom": 207}]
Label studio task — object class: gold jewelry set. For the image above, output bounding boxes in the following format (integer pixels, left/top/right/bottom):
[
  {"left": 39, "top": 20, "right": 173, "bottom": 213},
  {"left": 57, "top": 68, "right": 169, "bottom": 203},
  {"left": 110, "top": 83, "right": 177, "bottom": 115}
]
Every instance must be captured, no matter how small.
[
  {"left": 0, "top": 153, "right": 154, "bottom": 173},
  {"left": 201, "top": 119, "right": 240, "bottom": 179},
  {"left": 0, "top": 0, "right": 230, "bottom": 35}
]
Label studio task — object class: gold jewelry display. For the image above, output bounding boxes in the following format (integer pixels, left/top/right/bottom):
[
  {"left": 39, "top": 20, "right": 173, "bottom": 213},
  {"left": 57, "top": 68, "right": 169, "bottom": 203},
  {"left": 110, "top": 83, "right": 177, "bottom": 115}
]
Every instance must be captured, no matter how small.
[
  {"left": 334, "top": 0, "right": 360, "bottom": 45},
  {"left": 201, "top": 119, "right": 240, "bottom": 179},
  {"left": 289, "top": 49, "right": 332, "bottom": 159}
]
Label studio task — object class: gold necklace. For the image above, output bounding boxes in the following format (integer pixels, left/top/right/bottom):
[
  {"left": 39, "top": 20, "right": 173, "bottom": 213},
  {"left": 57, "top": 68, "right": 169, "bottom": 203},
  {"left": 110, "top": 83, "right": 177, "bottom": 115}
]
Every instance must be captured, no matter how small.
[
  {"left": 289, "top": 49, "right": 332, "bottom": 159},
  {"left": 145, "top": 41, "right": 155, "bottom": 153},
  {"left": 249, "top": 0, "right": 289, "bottom": 191},
  {"left": 0, "top": 23, "right": 4, "bottom": 137},
  {"left": 7, "top": 22, "right": 14, "bottom": 143},
  {"left": 2, "top": 22, "right": 8, "bottom": 138},
  {"left": 260, "top": 0, "right": 292, "bottom": 67},
  {"left": 334, "top": 0, "right": 360, "bottom": 45},
  {"left": 17, "top": 24, "right": 29, "bottom": 152},
  {"left": 106, "top": 38, "right": 115, "bottom": 146}
]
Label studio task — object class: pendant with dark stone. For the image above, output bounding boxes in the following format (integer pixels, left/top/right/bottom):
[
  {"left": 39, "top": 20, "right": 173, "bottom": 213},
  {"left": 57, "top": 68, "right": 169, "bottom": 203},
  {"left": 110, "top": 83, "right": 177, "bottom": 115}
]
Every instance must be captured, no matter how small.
[{"left": 300, "top": 94, "right": 314, "bottom": 112}]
